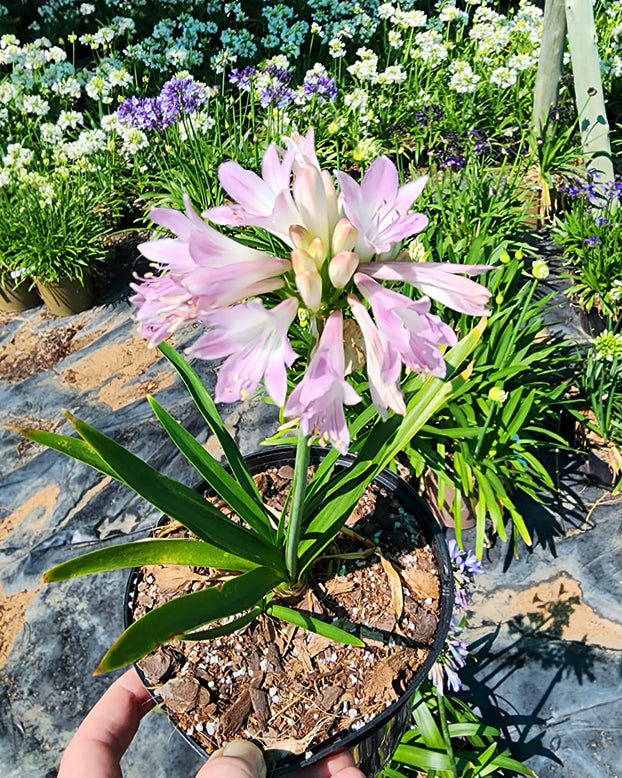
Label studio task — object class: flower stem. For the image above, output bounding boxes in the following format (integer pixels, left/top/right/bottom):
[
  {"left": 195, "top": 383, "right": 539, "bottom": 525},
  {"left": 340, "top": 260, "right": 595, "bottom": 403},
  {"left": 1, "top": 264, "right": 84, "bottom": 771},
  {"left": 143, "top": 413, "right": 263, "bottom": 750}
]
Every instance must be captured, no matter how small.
[
  {"left": 285, "top": 427, "right": 311, "bottom": 583},
  {"left": 436, "top": 689, "right": 458, "bottom": 778}
]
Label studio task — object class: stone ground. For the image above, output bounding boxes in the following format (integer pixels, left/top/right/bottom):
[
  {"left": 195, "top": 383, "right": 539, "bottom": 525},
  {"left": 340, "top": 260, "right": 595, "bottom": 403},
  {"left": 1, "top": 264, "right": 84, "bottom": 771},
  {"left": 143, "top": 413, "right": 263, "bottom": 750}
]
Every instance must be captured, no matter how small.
[{"left": 0, "top": 284, "right": 620, "bottom": 777}]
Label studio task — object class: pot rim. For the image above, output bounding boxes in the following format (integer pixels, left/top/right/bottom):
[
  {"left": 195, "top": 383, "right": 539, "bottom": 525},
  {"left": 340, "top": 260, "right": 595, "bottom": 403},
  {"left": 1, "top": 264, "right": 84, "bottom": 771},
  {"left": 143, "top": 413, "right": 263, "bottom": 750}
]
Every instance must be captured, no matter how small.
[{"left": 125, "top": 446, "right": 454, "bottom": 774}]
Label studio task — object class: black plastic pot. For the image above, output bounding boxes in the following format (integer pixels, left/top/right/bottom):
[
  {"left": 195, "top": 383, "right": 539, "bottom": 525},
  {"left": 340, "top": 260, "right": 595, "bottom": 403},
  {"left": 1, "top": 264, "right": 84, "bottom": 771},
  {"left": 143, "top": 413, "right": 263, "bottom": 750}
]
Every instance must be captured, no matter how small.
[{"left": 125, "top": 446, "right": 454, "bottom": 777}]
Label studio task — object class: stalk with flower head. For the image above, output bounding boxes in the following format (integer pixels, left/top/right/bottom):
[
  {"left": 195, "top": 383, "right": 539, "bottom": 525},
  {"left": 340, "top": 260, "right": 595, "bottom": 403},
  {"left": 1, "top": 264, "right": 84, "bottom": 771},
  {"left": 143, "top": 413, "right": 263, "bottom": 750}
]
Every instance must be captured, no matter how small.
[{"left": 17, "top": 129, "right": 491, "bottom": 674}]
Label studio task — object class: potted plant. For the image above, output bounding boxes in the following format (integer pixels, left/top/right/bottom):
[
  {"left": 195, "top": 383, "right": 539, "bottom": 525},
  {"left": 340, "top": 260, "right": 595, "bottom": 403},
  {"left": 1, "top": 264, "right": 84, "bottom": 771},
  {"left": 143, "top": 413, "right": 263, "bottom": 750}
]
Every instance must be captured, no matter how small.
[
  {"left": 6, "top": 173, "right": 112, "bottom": 317},
  {"left": 16, "top": 129, "right": 492, "bottom": 772},
  {"left": 0, "top": 189, "right": 42, "bottom": 312}
]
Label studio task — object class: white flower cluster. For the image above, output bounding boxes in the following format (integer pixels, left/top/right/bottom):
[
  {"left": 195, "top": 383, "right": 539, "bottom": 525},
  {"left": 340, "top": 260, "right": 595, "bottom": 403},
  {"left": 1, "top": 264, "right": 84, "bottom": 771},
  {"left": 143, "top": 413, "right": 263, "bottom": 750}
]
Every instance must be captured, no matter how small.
[
  {"left": 413, "top": 29, "right": 449, "bottom": 66},
  {"left": 449, "top": 60, "right": 480, "bottom": 93}
]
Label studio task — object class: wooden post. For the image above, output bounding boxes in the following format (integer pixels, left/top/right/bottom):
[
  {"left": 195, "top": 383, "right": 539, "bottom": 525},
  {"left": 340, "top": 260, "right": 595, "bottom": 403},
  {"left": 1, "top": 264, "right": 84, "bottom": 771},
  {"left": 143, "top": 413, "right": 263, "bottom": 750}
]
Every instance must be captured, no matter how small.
[
  {"left": 532, "top": 0, "right": 567, "bottom": 133},
  {"left": 564, "top": 0, "right": 615, "bottom": 187}
]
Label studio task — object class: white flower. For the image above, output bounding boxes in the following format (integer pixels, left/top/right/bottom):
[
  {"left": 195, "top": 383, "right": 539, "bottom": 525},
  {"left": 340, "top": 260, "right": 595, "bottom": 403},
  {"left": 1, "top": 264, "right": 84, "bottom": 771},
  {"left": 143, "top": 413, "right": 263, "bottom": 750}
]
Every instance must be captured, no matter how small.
[
  {"left": 507, "top": 52, "right": 536, "bottom": 71},
  {"left": 344, "top": 87, "right": 369, "bottom": 114},
  {"left": 20, "top": 94, "right": 49, "bottom": 115},
  {"left": 449, "top": 60, "right": 480, "bottom": 93},
  {"left": 310, "top": 22, "right": 323, "bottom": 35},
  {"left": 348, "top": 49, "right": 379, "bottom": 82},
  {"left": 377, "top": 3, "right": 395, "bottom": 20},
  {"left": 414, "top": 30, "right": 449, "bottom": 65},
  {"left": 377, "top": 65, "right": 407, "bottom": 85},
  {"left": 51, "top": 76, "right": 81, "bottom": 99},
  {"left": 86, "top": 75, "right": 111, "bottom": 100},
  {"left": 108, "top": 68, "right": 133, "bottom": 88},
  {"left": 45, "top": 45, "right": 67, "bottom": 63},
  {"left": 119, "top": 126, "right": 149, "bottom": 156},
  {"left": 40, "top": 122, "right": 63, "bottom": 144},
  {"left": 0, "top": 82, "right": 18, "bottom": 103},
  {"left": 178, "top": 110, "right": 216, "bottom": 141},
  {"left": 328, "top": 38, "right": 346, "bottom": 58},
  {"left": 439, "top": 4, "right": 469, "bottom": 23},
  {"left": 3, "top": 142, "right": 33, "bottom": 168},
  {"left": 388, "top": 30, "right": 403, "bottom": 48},
  {"left": 490, "top": 65, "right": 517, "bottom": 89},
  {"left": 80, "top": 3, "right": 95, "bottom": 14},
  {"left": 57, "top": 109, "right": 83, "bottom": 130},
  {"left": 392, "top": 8, "right": 427, "bottom": 27}
]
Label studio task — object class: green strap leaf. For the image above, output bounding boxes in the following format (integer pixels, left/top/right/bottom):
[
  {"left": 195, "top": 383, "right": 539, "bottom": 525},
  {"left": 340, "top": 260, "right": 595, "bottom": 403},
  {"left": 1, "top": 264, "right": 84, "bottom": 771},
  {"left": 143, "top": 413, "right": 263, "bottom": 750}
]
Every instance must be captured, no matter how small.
[
  {"left": 11, "top": 428, "right": 119, "bottom": 480},
  {"left": 44, "top": 539, "right": 257, "bottom": 583},
  {"left": 157, "top": 342, "right": 261, "bottom": 501},
  {"left": 181, "top": 607, "right": 262, "bottom": 641},
  {"left": 392, "top": 744, "right": 455, "bottom": 771},
  {"left": 265, "top": 603, "right": 365, "bottom": 647},
  {"left": 147, "top": 397, "right": 274, "bottom": 541},
  {"left": 62, "top": 411, "right": 285, "bottom": 574},
  {"left": 411, "top": 690, "right": 445, "bottom": 750},
  {"left": 96, "top": 567, "right": 283, "bottom": 673}
]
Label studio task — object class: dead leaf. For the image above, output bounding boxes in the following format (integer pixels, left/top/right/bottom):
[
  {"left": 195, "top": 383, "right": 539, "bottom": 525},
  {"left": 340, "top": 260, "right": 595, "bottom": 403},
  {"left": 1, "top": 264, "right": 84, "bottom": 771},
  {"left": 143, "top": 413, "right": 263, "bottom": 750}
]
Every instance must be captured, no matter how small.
[
  {"left": 401, "top": 566, "right": 440, "bottom": 601},
  {"left": 380, "top": 555, "right": 404, "bottom": 620},
  {"left": 324, "top": 578, "right": 356, "bottom": 595}
]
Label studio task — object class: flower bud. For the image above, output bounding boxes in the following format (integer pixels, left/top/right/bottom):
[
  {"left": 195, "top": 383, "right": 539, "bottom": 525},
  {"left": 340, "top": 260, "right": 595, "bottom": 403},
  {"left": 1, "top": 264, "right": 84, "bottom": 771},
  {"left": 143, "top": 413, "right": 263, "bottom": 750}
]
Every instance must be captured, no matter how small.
[
  {"left": 307, "top": 236, "right": 327, "bottom": 268},
  {"left": 332, "top": 218, "right": 358, "bottom": 254},
  {"left": 291, "top": 248, "right": 317, "bottom": 275},
  {"left": 488, "top": 386, "right": 508, "bottom": 404},
  {"left": 296, "top": 270, "right": 322, "bottom": 312},
  {"left": 329, "top": 251, "right": 359, "bottom": 289},
  {"left": 532, "top": 259, "right": 549, "bottom": 280},
  {"left": 289, "top": 224, "right": 314, "bottom": 251}
]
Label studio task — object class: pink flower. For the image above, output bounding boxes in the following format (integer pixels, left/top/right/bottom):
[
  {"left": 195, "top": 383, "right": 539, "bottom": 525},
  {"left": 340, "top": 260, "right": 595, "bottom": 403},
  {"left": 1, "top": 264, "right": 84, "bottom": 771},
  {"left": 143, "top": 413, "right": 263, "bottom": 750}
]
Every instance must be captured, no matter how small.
[
  {"left": 348, "top": 295, "right": 405, "bottom": 419},
  {"left": 335, "top": 157, "right": 428, "bottom": 261},
  {"left": 129, "top": 273, "right": 197, "bottom": 347},
  {"left": 285, "top": 311, "right": 361, "bottom": 453},
  {"left": 354, "top": 273, "right": 457, "bottom": 380},
  {"left": 207, "top": 144, "right": 301, "bottom": 244},
  {"left": 190, "top": 298, "right": 299, "bottom": 407},
  {"left": 359, "top": 261, "right": 491, "bottom": 316},
  {"left": 137, "top": 197, "right": 290, "bottom": 315}
]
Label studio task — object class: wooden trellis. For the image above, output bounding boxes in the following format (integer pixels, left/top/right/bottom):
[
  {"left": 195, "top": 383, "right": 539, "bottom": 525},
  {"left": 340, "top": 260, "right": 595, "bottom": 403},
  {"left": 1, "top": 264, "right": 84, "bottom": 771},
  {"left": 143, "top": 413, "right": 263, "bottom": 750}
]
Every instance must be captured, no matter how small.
[{"left": 533, "top": 0, "right": 615, "bottom": 188}]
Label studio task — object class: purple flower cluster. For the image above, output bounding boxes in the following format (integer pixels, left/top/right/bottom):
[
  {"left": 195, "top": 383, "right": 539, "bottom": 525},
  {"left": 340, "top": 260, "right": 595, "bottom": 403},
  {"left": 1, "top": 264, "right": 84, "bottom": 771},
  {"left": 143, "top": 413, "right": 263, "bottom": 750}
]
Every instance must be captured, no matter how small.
[
  {"left": 258, "top": 68, "right": 296, "bottom": 109},
  {"left": 448, "top": 538, "right": 483, "bottom": 609},
  {"left": 414, "top": 104, "right": 444, "bottom": 127},
  {"left": 583, "top": 235, "right": 602, "bottom": 248},
  {"left": 117, "top": 78, "right": 207, "bottom": 132},
  {"left": 429, "top": 619, "right": 469, "bottom": 695},
  {"left": 229, "top": 66, "right": 258, "bottom": 90},
  {"left": 302, "top": 72, "right": 337, "bottom": 102}
]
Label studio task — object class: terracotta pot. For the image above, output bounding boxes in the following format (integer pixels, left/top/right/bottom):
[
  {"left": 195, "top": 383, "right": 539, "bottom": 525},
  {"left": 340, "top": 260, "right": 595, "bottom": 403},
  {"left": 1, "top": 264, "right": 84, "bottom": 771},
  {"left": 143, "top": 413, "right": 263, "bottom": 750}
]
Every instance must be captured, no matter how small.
[
  {"left": 125, "top": 447, "right": 454, "bottom": 777},
  {"left": 420, "top": 468, "right": 476, "bottom": 530},
  {"left": 36, "top": 272, "right": 94, "bottom": 317},
  {"left": 0, "top": 274, "right": 42, "bottom": 312}
]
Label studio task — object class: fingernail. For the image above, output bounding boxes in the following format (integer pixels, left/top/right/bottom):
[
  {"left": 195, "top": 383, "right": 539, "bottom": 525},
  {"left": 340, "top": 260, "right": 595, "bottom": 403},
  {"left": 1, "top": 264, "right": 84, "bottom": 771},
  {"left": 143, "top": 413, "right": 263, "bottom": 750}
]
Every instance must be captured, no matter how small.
[{"left": 222, "top": 741, "right": 266, "bottom": 778}]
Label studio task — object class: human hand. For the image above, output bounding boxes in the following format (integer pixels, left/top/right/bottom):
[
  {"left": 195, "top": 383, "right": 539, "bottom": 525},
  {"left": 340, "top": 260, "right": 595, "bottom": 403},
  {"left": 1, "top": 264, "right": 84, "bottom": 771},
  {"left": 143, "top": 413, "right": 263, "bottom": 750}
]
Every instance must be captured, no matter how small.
[{"left": 59, "top": 669, "right": 366, "bottom": 778}]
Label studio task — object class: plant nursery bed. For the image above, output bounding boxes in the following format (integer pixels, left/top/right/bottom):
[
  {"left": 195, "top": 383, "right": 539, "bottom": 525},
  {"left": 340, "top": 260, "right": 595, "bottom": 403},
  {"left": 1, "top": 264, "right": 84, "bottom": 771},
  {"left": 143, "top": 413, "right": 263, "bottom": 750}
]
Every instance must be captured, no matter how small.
[{"left": 129, "top": 466, "right": 442, "bottom": 762}]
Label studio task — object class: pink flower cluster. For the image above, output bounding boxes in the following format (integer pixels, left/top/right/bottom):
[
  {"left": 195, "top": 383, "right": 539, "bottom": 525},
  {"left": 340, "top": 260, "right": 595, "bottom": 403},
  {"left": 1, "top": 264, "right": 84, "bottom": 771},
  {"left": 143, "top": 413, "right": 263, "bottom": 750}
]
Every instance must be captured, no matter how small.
[{"left": 131, "top": 129, "right": 491, "bottom": 453}]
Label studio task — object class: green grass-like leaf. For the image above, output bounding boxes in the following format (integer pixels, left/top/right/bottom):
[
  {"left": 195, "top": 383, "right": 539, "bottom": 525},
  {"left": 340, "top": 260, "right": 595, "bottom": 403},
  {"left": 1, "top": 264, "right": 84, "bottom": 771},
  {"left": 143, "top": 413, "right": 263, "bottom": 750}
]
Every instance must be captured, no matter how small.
[
  {"left": 157, "top": 342, "right": 262, "bottom": 501},
  {"left": 43, "top": 539, "right": 257, "bottom": 582},
  {"left": 266, "top": 603, "right": 365, "bottom": 647},
  {"left": 61, "top": 411, "right": 285, "bottom": 573},
  {"left": 96, "top": 566, "right": 283, "bottom": 673},
  {"left": 147, "top": 396, "right": 274, "bottom": 540}
]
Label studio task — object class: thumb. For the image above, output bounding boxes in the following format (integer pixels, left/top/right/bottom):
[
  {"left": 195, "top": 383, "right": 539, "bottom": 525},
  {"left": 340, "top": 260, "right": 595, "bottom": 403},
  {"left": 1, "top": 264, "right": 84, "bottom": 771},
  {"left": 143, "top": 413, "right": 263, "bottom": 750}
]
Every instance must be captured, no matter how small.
[{"left": 196, "top": 741, "right": 267, "bottom": 778}]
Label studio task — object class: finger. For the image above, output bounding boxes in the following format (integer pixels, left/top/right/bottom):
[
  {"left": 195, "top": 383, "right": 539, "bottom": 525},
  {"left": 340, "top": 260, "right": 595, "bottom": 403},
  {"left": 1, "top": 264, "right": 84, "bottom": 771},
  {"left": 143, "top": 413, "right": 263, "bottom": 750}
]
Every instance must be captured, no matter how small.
[
  {"left": 291, "top": 750, "right": 366, "bottom": 778},
  {"left": 196, "top": 741, "right": 267, "bottom": 778},
  {"left": 59, "top": 668, "right": 155, "bottom": 778}
]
